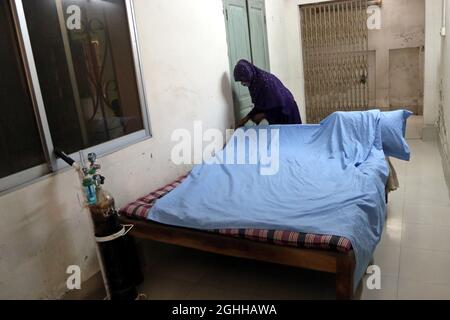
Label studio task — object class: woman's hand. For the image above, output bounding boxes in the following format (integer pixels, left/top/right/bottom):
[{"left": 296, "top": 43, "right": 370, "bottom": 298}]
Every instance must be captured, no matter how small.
[
  {"left": 252, "top": 113, "right": 266, "bottom": 125},
  {"left": 237, "top": 115, "right": 251, "bottom": 128}
]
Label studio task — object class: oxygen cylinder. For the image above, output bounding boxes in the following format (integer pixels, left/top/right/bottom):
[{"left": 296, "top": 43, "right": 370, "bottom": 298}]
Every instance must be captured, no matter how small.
[
  {"left": 90, "top": 183, "right": 143, "bottom": 300},
  {"left": 54, "top": 149, "right": 143, "bottom": 300}
]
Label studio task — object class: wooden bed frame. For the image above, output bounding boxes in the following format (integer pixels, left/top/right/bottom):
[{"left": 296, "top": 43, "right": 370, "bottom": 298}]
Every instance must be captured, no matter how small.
[{"left": 119, "top": 216, "right": 357, "bottom": 300}]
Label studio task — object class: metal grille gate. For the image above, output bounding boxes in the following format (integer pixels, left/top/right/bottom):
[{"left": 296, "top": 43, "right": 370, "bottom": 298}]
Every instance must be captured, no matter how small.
[{"left": 300, "top": 0, "right": 369, "bottom": 124}]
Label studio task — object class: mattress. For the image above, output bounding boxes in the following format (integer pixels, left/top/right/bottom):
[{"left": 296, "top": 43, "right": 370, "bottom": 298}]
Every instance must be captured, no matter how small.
[{"left": 119, "top": 175, "right": 353, "bottom": 253}]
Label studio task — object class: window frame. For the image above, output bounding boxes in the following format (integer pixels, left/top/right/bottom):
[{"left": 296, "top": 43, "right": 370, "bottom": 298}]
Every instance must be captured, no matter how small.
[{"left": 0, "top": 0, "right": 151, "bottom": 194}]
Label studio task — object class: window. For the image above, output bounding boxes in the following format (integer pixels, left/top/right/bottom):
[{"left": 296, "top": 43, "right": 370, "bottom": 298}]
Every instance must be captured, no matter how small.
[
  {"left": 0, "top": 0, "right": 149, "bottom": 193},
  {"left": 0, "top": 0, "right": 46, "bottom": 185}
]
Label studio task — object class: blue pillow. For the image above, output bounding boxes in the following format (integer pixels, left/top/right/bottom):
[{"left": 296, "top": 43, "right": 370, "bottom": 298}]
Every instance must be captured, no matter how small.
[{"left": 380, "top": 110, "right": 413, "bottom": 161}]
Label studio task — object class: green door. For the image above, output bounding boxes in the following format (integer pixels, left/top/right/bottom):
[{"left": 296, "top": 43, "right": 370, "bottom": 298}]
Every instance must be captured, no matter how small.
[
  {"left": 248, "top": 0, "right": 270, "bottom": 71},
  {"left": 223, "top": 0, "right": 270, "bottom": 123}
]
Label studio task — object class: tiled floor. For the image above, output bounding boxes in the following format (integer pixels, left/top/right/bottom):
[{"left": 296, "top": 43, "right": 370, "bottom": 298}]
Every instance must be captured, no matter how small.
[
  {"left": 361, "top": 117, "right": 450, "bottom": 299},
  {"left": 134, "top": 116, "right": 450, "bottom": 300},
  {"left": 137, "top": 242, "right": 337, "bottom": 300},
  {"left": 74, "top": 116, "right": 450, "bottom": 300}
]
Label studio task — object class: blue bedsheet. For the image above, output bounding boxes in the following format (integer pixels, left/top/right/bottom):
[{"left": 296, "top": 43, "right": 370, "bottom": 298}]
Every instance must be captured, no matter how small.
[{"left": 150, "top": 110, "right": 389, "bottom": 290}]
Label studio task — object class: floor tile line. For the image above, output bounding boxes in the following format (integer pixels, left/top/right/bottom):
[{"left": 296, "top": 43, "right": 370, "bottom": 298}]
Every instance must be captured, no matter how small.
[
  {"left": 398, "top": 276, "right": 450, "bottom": 287},
  {"left": 398, "top": 245, "right": 450, "bottom": 254},
  {"left": 394, "top": 137, "right": 412, "bottom": 300}
]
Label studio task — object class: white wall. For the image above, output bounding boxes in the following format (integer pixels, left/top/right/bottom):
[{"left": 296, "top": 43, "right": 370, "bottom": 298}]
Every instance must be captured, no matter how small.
[
  {"left": 444, "top": 0, "right": 450, "bottom": 141},
  {"left": 0, "top": 0, "right": 233, "bottom": 299},
  {"left": 422, "top": 0, "right": 450, "bottom": 185},
  {"left": 266, "top": 0, "right": 306, "bottom": 122},
  {"left": 424, "top": 0, "right": 444, "bottom": 130},
  {"left": 438, "top": 0, "right": 450, "bottom": 183},
  {"left": 0, "top": 0, "right": 306, "bottom": 299}
]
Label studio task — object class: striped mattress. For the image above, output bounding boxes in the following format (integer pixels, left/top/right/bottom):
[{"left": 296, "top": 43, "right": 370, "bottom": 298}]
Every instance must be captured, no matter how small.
[{"left": 119, "top": 175, "right": 353, "bottom": 253}]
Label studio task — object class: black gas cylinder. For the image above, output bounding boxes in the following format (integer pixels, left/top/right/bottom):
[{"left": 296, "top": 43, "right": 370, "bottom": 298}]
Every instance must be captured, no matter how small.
[{"left": 90, "top": 188, "right": 143, "bottom": 300}]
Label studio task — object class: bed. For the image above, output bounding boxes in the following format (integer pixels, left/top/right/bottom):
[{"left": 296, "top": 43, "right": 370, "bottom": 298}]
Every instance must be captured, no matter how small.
[
  {"left": 119, "top": 110, "right": 411, "bottom": 300},
  {"left": 119, "top": 175, "right": 357, "bottom": 299}
]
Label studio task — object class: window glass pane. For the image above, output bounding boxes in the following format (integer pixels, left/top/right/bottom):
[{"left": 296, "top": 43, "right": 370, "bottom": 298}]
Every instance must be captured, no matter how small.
[
  {"left": 22, "top": 0, "right": 145, "bottom": 154},
  {"left": 0, "top": 1, "right": 45, "bottom": 179}
]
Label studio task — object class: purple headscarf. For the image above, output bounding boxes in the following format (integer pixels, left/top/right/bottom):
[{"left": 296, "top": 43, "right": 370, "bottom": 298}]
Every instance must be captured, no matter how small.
[{"left": 234, "top": 59, "right": 302, "bottom": 125}]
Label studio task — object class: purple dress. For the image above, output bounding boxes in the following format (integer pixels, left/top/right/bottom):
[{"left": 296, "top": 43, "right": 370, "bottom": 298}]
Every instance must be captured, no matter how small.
[{"left": 234, "top": 59, "right": 302, "bottom": 125}]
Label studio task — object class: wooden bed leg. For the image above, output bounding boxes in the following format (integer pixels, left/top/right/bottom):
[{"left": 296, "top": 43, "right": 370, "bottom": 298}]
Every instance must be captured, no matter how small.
[{"left": 336, "top": 254, "right": 355, "bottom": 300}]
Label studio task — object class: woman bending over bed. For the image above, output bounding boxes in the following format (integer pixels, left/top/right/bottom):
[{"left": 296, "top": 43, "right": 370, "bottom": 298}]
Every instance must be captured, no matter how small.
[{"left": 234, "top": 59, "right": 302, "bottom": 127}]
